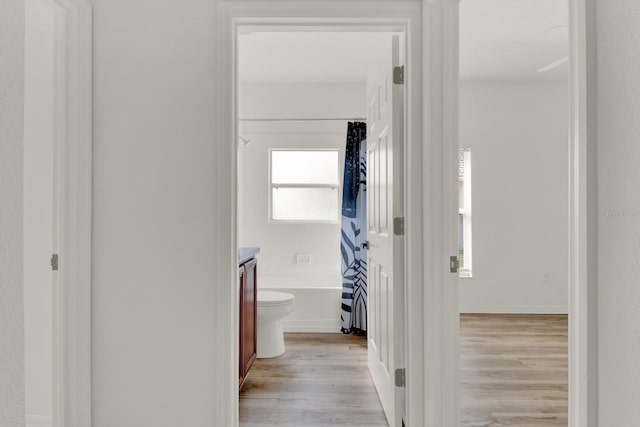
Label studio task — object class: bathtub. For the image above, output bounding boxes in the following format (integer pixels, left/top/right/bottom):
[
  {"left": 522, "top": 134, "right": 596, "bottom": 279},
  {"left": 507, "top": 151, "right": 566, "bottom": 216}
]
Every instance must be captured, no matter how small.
[{"left": 258, "top": 275, "right": 343, "bottom": 333}]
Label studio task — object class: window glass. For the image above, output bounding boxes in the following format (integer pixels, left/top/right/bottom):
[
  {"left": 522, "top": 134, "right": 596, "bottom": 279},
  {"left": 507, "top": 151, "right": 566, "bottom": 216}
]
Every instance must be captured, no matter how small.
[
  {"left": 271, "top": 151, "right": 339, "bottom": 185},
  {"left": 270, "top": 150, "right": 340, "bottom": 222},
  {"left": 459, "top": 149, "right": 471, "bottom": 275},
  {"left": 272, "top": 187, "right": 338, "bottom": 221}
]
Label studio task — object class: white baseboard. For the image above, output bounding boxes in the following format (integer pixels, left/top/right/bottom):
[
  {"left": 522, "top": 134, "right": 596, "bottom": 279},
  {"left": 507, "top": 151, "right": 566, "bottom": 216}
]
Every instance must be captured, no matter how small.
[
  {"left": 27, "top": 415, "right": 52, "bottom": 427},
  {"left": 459, "top": 305, "right": 568, "bottom": 314},
  {"left": 283, "top": 319, "right": 341, "bottom": 333}
]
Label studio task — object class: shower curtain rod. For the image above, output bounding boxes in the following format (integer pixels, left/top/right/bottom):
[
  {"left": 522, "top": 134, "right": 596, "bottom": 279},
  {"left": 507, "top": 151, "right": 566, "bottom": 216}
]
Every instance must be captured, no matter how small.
[{"left": 238, "top": 118, "right": 367, "bottom": 122}]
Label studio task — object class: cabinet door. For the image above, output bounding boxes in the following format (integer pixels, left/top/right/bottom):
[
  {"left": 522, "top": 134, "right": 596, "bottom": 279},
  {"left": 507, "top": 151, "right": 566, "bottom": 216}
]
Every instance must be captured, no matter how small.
[
  {"left": 239, "top": 265, "right": 245, "bottom": 385},
  {"left": 242, "top": 258, "right": 257, "bottom": 375}
]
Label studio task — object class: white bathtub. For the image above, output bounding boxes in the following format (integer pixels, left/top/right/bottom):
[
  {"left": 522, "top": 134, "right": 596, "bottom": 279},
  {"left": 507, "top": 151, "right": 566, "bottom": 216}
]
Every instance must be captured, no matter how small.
[{"left": 258, "top": 275, "right": 343, "bottom": 333}]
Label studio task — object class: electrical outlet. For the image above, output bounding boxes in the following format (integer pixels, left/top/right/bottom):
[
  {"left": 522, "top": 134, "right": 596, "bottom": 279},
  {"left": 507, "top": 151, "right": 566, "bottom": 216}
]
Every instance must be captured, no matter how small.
[{"left": 295, "top": 253, "right": 311, "bottom": 264}]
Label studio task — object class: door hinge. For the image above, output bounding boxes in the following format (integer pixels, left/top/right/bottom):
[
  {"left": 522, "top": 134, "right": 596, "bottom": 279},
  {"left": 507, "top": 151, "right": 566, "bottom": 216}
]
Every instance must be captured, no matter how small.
[
  {"left": 394, "top": 217, "right": 405, "bottom": 236},
  {"left": 51, "top": 254, "right": 59, "bottom": 271},
  {"left": 395, "top": 368, "right": 406, "bottom": 387},
  {"left": 393, "top": 66, "right": 405, "bottom": 84},
  {"left": 450, "top": 255, "right": 459, "bottom": 273}
]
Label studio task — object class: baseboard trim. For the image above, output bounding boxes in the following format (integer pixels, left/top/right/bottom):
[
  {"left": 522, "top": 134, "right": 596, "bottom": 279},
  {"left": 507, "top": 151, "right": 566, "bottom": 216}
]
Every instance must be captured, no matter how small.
[
  {"left": 283, "top": 319, "right": 341, "bottom": 333},
  {"left": 459, "top": 305, "right": 569, "bottom": 314},
  {"left": 26, "top": 415, "right": 52, "bottom": 427}
]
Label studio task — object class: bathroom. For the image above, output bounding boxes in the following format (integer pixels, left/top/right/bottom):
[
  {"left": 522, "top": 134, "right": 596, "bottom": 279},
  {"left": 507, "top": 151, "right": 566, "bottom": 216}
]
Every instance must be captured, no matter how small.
[
  {"left": 237, "top": 31, "right": 396, "bottom": 338},
  {"left": 236, "top": 30, "right": 398, "bottom": 425}
]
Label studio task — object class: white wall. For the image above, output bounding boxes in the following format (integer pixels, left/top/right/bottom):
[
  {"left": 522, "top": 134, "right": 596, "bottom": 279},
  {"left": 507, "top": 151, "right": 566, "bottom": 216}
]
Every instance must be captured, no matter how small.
[
  {"left": 458, "top": 81, "right": 569, "bottom": 313},
  {"left": 241, "top": 82, "right": 366, "bottom": 121},
  {"left": 239, "top": 82, "right": 366, "bottom": 283},
  {"left": 0, "top": 0, "right": 26, "bottom": 425},
  {"left": 92, "top": 0, "right": 218, "bottom": 425},
  {"left": 596, "top": 0, "right": 640, "bottom": 423},
  {"left": 23, "top": 0, "right": 54, "bottom": 423}
]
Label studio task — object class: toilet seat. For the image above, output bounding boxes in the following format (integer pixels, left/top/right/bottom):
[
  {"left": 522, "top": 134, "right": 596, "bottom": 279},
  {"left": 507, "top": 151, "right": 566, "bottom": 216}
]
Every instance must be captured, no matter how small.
[{"left": 257, "top": 290, "right": 295, "bottom": 307}]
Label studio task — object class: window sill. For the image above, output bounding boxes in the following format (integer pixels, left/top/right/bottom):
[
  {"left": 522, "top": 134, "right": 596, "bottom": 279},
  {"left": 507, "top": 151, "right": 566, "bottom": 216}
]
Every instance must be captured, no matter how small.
[
  {"left": 269, "top": 219, "right": 340, "bottom": 225},
  {"left": 459, "top": 270, "right": 473, "bottom": 279}
]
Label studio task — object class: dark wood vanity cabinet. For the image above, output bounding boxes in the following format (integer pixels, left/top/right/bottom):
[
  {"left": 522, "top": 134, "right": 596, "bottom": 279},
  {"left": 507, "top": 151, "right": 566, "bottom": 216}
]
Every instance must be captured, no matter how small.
[{"left": 239, "top": 257, "right": 257, "bottom": 388}]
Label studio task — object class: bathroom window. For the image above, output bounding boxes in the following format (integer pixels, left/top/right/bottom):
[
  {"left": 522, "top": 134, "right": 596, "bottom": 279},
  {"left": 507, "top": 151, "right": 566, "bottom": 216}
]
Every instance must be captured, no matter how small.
[
  {"left": 269, "top": 149, "right": 340, "bottom": 222},
  {"left": 459, "top": 148, "right": 472, "bottom": 277}
]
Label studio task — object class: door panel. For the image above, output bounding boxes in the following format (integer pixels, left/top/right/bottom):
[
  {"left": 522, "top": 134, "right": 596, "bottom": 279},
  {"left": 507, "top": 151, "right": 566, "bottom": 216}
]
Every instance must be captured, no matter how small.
[
  {"left": 368, "top": 140, "right": 377, "bottom": 234},
  {"left": 367, "top": 34, "right": 404, "bottom": 427},
  {"left": 379, "top": 128, "right": 390, "bottom": 235}
]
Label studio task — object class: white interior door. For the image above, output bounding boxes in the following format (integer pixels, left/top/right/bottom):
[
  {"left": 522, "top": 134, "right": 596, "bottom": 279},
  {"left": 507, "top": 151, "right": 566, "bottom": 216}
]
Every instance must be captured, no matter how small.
[{"left": 367, "top": 35, "right": 405, "bottom": 427}]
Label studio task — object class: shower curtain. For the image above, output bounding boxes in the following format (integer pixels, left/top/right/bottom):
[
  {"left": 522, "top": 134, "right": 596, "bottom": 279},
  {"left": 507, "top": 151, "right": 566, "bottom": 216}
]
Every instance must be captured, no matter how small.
[{"left": 340, "top": 121, "right": 368, "bottom": 335}]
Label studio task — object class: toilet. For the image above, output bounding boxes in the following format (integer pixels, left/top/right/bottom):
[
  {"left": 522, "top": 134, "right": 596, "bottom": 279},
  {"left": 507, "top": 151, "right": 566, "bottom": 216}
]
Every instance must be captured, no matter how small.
[{"left": 256, "top": 290, "right": 295, "bottom": 358}]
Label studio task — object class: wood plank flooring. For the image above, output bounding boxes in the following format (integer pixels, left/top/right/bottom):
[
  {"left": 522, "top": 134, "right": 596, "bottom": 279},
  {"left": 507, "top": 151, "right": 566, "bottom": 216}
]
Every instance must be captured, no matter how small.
[
  {"left": 239, "top": 333, "right": 388, "bottom": 427},
  {"left": 240, "top": 315, "right": 568, "bottom": 427},
  {"left": 460, "top": 314, "right": 568, "bottom": 427}
]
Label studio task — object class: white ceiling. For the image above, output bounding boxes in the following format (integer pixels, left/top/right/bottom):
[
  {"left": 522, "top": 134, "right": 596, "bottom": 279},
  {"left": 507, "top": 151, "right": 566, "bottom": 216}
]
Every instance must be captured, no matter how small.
[
  {"left": 238, "top": 0, "right": 568, "bottom": 83},
  {"left": 460, "top": 0, "right": 568, "bottom": 80}
]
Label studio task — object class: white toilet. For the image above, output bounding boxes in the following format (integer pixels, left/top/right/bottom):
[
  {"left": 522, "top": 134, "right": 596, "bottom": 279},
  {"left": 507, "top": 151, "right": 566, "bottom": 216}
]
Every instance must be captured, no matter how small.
[{"left": 256, "top": 290, "right": 295, "bottom": 358}]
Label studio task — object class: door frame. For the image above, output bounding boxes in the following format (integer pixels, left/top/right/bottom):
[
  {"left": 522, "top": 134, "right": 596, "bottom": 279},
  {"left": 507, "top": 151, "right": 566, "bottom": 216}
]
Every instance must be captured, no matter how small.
[
  {"left": 215, "top": 1, "right": 425, "bottom": 426},
  {"left": 567, "top": 0, "right": 598, "bottom": 425},
  {"left": 34, "top": 1, "right": 93, "bottom": 426}
]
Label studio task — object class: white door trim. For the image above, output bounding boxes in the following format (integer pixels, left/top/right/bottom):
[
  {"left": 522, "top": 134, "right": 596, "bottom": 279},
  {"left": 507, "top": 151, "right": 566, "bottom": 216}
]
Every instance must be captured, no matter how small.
[
  {"left": 45, "top": 1, "right": 93, "bottom": 426},
  {"left": 422, "top": 1, "right": 460, "bottom": 425},
  {"left": 568, "top": 0, "right": 598, "bottom": 425},
  {"left": 216, "top": 2, "right": 423, "bottom": 426}
]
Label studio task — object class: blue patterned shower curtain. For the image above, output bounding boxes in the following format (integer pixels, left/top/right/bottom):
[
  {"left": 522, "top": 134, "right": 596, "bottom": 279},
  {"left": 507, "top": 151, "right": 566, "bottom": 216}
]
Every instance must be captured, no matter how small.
[{"left": 340, "top": 122, "right": 367, "bottom": 335}]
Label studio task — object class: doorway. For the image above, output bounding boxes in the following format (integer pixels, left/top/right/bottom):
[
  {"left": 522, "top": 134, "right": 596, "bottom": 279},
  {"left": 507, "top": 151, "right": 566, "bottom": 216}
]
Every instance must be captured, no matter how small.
[
  {"left": 235, "top": 29, "right": 407, "bottom": 426},
  {"left": 457, "top": 0, "right": 588, "bottom": 426}
]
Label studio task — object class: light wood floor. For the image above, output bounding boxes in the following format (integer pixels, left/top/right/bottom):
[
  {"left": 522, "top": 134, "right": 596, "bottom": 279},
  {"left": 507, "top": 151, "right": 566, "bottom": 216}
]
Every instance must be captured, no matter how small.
[
  {"left": 240, "top": 314, "right": 568, "bottom": 427},
  {"left": 239, "top": 333, "right": 387, "bottom": 427},
  {"left": 460, "top": 314, "right": 568, "bottom": 427}
]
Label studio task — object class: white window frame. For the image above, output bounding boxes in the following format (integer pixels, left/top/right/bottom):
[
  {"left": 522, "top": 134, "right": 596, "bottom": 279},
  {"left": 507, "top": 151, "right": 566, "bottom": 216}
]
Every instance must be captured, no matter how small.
[
  {"left": 268, "top": 148, "right": 341, "bottom": 224},
  {"left": 459, "top": 148, "right": 472, "bottom": 278}
]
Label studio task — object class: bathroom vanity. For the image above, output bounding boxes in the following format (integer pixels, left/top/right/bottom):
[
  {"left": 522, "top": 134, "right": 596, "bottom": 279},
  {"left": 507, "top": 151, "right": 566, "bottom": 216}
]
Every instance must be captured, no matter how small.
[{"left": 238, "top": 247, "right": 259, "bottom": 388}]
